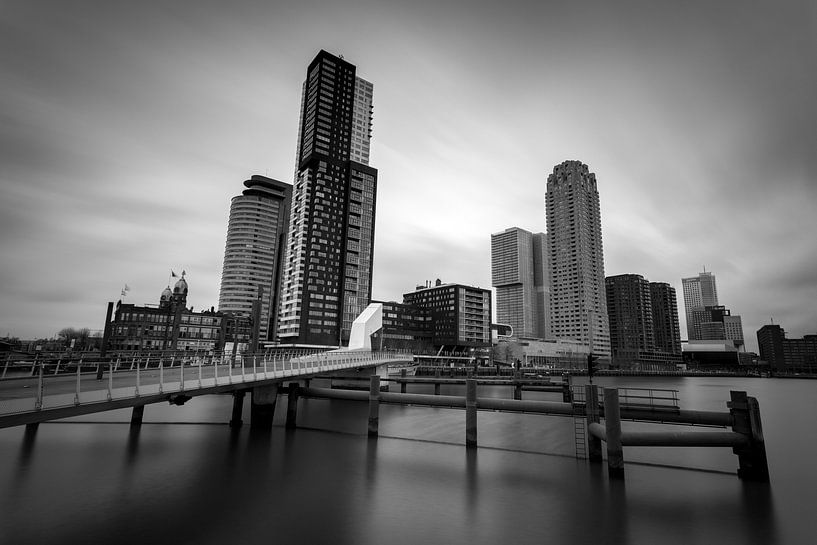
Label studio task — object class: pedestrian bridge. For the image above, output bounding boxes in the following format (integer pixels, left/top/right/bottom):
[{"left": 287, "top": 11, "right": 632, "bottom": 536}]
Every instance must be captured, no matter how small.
[{"left": 0, "top": 349, "right": 413, "bottom": 429}]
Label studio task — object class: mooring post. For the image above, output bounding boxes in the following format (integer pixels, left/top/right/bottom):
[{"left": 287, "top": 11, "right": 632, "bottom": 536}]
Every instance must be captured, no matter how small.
[
  {"left": 604, "top": 388, "right": 624, "bottom": 479},
  {"left": 368, "top": 375, "right": 380, "bottom": 437},
  {"left": 466, "top": 378, "right": 478, "bottom": 448},
  {"left": 250, "top": 384, "right": 279, "bottom": 431},
  {"left": 434, "top": 368, "right": 441, "bottom": 395},
  {"left": 513, "top": 379, "right": 523, "bottom": 401},
  {"left": 728, "top": 390, "right": 770, "bottom": 482},
  {"left": 562, "top": 373, "right": 573, "bottom": 403},
  {"left": 400, "top": 368, "right": 407, "bottom": 394},
  {"left": 229, "top": 390, "right": 246, "bottom": 428},
  {"left": 586, "top": 384, "right": 603, "bottom": 462},
  {"left": 130, "top": 405, "right": 145, "bottom": 428},
  {"left": 286, "top": 383, "right": 300, "bottom": 429}
]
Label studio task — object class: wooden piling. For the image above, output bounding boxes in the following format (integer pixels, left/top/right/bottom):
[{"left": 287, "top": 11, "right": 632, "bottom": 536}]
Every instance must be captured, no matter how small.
[
  {"left": 586, "top": 385, "right": 602, "bottom": 463},
  {"left": 368, "top": 375, "right": 380, "bottom": 437},
  {"left": 229, "top": 390, "right": 246, "bottom": 428},
  {"left": 728, "top": 391, "right": 770, "bottom": 482},
  {"left": 604, "top": 388, "right": 624, "bottom": 479},
  {"left": 400, "top": 368, "right": 407, "bottom": 394},
  {"left": 466, "top": 378, "right": 477, "bottom": 449},
  {"left": 513, "top": 381, "right": 522, "bottom": 401},
  {"left": 286, "top": 383, "right": 300, "bottom": 429},
  {"left": 562, "top": 373, "right": 573, "bottom": 403}
]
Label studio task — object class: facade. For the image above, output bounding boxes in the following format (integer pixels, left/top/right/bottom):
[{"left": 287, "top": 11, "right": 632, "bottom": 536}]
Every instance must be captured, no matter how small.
[
  {"left": 757, "top": 324, "right": 817, "bottom": 369},
  {"left": 372, "top": 301, "right": 434, "bottom": 352},
  {"left": 277, "top": 50, "right": 377, "bottom": 347},
  {"left": 694, "top": 305, "right": 745, "bottom": 349},
  {"left": 650, "top": 282, "right": 682, "bottom": 354},
  {"left": 106, "top": 275, "right": 226, "bottom": 352},
  {"left": 493, "top": 337, "right": 590, "bottom": 369},
  {"left": 491, "top": 227, "right": 549, "bottom": 339},
  {"left": 605, "top": 275, "right": 682, "bottom": 368},
  {"left": 218, "top": 175, "right": 291, "bottom": 342},
  {"left": 545, "top": 160, "right": 610, "bottom": 359},
  {"left": 681, "top": 271, "right": 719, "bottom": 340},
  {"left": 402, "top": 280, "right": 492, "bottom": 350}
]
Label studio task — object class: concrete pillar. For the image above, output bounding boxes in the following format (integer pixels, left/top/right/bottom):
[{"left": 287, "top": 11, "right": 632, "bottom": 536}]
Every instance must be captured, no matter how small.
[
  {"left": 250, "top": 384, "right": 279, "bottom": 431},
  {"left": 586, "top": 385, "right": 602, "bottom": 463},
  {"left": 729, "top": 391, "right": 770, "bottom": 482},
  {"left": 130, "top": 405, "right": 145, "bottom": 427},
  {"left": 604, "top": 388, "right": 624, "bottom": 479},
  {"left": 368, "top": 375, "right": 380, "bottom": 437},
  {"left": 229, "top": 390, "right": 246, "bottom": 428},
  {"left": 466, "top": 378, "right": 477, "bottom": 449},
  {"left": 400, "top": 368, "right": 407, "bottom": 394},
  {"left": 286, "top": 383, "right": 299, "bottom": 429}
]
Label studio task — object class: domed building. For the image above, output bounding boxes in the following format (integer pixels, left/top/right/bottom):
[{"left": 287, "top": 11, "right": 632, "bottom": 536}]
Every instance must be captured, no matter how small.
[{"left": 104, "top": 272, "right": 235, "bottom": 352}]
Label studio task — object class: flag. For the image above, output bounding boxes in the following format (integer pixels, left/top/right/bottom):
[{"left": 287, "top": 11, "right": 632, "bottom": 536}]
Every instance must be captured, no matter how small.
[
  {"left": 121, "top": 289, "right": 126, "bottom": 296},
  {"left": 124, "top": 284, "right": 130, "bottom": 292},
  {"left": 171, "top": 270, "right": 177, "bottom": 278}
]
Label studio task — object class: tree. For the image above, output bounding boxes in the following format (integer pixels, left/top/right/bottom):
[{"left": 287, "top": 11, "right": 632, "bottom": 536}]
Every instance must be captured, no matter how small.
[{"left": 58, "top": 327, "right": 91, "bottom": 349}]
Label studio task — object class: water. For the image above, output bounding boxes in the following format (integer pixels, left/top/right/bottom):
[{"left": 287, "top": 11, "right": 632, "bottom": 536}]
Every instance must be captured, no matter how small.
[{"left": 0, "top": 376, "right": 814, "bottom": 544}]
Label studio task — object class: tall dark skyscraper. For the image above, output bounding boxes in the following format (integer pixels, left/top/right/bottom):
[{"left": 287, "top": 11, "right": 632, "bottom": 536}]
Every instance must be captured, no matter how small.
[
  {"left": 606, "top": 274, "right": 654, "bottom": 363},
  {"left": 649, "top": 281, "right": 682, "bottom": 355},
  {"left": 277, "top": 50, "right": 377, "bottom": 346},
  {"left": 606, "top": 274, "right": 683, "bottom": 367}
]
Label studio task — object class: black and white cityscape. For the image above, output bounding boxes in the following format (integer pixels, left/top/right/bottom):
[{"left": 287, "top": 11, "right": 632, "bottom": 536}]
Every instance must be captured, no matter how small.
[{"left": 1, "top": 2, "right": 815, "bottom": 545}]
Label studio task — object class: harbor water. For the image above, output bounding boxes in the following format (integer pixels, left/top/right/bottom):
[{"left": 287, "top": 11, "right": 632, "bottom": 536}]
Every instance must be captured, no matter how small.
[{"left": 0, "top": 376, "right": 814, "bottom": 544}]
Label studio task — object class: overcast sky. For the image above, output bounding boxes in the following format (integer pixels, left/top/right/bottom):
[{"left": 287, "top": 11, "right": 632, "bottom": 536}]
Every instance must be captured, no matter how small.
[{"left": 1, "top": 0, "right": 815, "bottom": 352}]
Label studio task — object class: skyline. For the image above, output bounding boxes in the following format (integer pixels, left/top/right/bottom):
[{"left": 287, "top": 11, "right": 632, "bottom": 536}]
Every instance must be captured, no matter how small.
[{"left": 2, "top": 1, "right": 816, "bottom": 353}]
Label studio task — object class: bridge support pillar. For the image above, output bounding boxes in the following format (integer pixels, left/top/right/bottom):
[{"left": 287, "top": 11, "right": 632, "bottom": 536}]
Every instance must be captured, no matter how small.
[
  {"left": 130, "top": 405, "right": 145, "bottom": 427},
  {"left": 286, "top": 383, "right": 299, "bottom": 429},
  {"left": 604, "top": 388, "right": 624, "bottom": 479},
  {"left": 229, "top": 390, "right": 246, "bottom": 428},
  {"left": 728, "top": 390, "right": 769, "bottom": 482},
  {"left": 466, "top": 378, "right": 477, "bottom": 449},
  {"left": 586, "top": 385, "right": 602, "bottom": 463},
  {"left": 251, "top": 384, "right": 279, "bottom": 431},
  {"left": 368, "top": 375, "right": 380, "bottom": 437}
]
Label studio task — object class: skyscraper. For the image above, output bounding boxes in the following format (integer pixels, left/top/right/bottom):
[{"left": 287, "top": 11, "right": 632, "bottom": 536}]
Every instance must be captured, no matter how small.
[
  {"left": 604, "top": 275, "right": 683, "bottom": 367},
  {"left": 649, "top": 282, "right": 682, "bottom": 354},
  {"left": 218, "top": 175, "right": 291, "bottom": 342},
  {"left": 277, "top": 50, "right": 377, "bottom": 346},
  {"left": 606, "top": 274, "right": 653, "bottom": 364},
  {"left": 546, "top": 160, "right": 610, "bottom": 359},
  {"left": 681, "top": 270, "right": 719, "bottom": 340},
  {"left": 491, "top": 227, "right": 550, "bottom": 339}
]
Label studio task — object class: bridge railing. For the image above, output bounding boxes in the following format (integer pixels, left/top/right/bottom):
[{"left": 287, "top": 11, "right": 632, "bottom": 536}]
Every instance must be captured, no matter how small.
[{"left": 0, "top": 349, "right": 412, "bottom": 417}]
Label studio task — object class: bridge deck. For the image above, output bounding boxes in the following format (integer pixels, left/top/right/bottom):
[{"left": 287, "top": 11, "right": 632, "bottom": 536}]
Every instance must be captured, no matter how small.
[{"left": 0, "top": 351, "right": 411, "bottom": 429}]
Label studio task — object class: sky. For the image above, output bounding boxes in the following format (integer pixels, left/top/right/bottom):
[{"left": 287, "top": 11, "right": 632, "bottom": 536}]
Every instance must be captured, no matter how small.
[{"left": 1, "top": 0, "right": 816, "bottom": 353}]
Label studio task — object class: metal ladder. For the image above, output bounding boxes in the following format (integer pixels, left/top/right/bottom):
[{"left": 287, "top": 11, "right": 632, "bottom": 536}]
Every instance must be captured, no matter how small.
[{"left": 571, "top": 385, "right": 587, "bottom": 459}]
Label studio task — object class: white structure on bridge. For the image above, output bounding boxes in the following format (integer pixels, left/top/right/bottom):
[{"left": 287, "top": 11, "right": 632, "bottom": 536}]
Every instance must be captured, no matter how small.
[{"left": 347, "top": 303, "right": 383, "bottom": 351}]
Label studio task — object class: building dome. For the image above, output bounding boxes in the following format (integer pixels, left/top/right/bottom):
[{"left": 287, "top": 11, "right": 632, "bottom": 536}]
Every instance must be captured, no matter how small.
[
  {"left": 173, "top": 276, "right": 188, "bottom": 295},
  {"left": 160, "top": 286, "right": 173, "bottom": 302}
]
